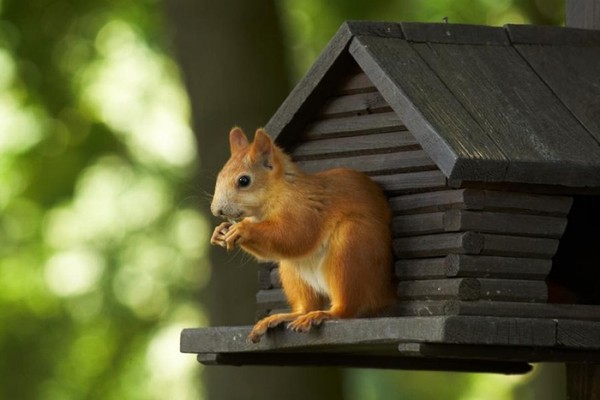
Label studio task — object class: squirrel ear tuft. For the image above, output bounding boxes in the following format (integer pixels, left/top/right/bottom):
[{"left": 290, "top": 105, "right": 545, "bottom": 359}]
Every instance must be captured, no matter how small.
[
  {"left": 250, "top": 128, "right": 274, "bottom": 169},
  {"left": 229, "top": 127, "right": 249, "bottom": 154}
]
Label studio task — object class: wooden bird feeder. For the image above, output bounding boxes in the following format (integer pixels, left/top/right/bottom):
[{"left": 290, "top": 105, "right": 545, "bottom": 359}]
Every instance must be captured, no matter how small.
[{"left": 181, "top": 18, "right": 600, "bottom": 396}]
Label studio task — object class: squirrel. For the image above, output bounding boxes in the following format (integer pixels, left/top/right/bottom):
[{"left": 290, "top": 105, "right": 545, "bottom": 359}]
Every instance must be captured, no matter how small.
[{"left": 210, "top": 127, "right": 395, "bottom": 343}]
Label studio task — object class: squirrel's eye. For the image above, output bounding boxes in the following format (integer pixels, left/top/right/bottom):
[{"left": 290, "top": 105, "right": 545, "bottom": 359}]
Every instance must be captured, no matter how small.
[{"left": 237, "top": 175, "right": 251, "bottom": 188}]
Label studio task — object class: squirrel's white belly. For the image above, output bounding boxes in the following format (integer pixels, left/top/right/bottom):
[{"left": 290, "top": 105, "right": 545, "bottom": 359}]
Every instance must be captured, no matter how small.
[{"left": 293, "top": 242, "right": 330, "bottom": 296}]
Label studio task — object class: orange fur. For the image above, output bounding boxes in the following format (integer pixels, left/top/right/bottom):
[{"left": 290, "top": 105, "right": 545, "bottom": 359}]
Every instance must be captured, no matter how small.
[{"left": 210, "top": 127, "right": 395, "bottom": 343}]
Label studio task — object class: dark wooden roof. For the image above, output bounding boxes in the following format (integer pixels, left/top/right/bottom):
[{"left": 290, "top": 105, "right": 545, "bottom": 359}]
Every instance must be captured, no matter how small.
[{"left": 266, "top": 22, "right": 600, "bottom": 189}]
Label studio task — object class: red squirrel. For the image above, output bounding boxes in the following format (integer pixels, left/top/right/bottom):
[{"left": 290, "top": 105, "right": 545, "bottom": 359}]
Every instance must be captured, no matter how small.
[{"left": 210, "top": 127, "right": 395, "bottom": 343}]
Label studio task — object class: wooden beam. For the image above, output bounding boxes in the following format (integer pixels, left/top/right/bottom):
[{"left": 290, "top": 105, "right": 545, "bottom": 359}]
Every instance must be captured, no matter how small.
[
  {"left": 567, "top": 363, "right": 600, "bottom": 399},
  {"left": 566, "top": 0, "right": 600, "bottom": 30},
  {"left": 198, "top": 351, "right": 532, "bottom": 374}
]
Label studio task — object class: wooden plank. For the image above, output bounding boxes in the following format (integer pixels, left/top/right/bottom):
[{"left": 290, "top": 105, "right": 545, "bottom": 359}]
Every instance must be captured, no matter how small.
[
  {"left": 270, "top": 267, "right": 281, "bottom": 288},
  {"left": 318, "top": 91, "right": 392, "bottom": 118},
  {"left": 181, "top": 317, "right": 452, "bottom": 353},
  {"left": 181, "top": 315, "right": 558, "bottom": 355},
  {"left": 291, "top": 131, "right": 418, "bottom": 160},
  {"left": 395, "top": 258, "right": 448, "bottom": 280},
  {"left": 477, "top": 279, "right": 547, "bottom": 302},
  {"left": 566, "top": 1, "right": 600, "bottom": 31},
  {"left": 395, "top": 255, "right": 552, "bottom": 280},
  {"left": 199, "top": 350, "right": 532, "bottom": 374},
  {"left": 397, "top": 278, "right": 546, "bottom": 303},
  {"left": 401, "top": 22, "right": 509, "bottom": 45},
  {"left": 258, "top": 265, "right": 273, "bottom": 289},
  {"left": 444, "top": 210, "right": 567, "bottom": 239},
  {"left": 350, "top": 35, "right": 509, "bottom": 181},
  {"left": 514, "top": 43, "right": 600, "bottom": 145},
  {"left": 390, "top": 189, "right": 472, "bottom": 215},
  {"left": 337, "top": 72, "right": 377, "bottom": 95},
  {"left": 372, "top": 170, "right": 447, "bottom": 193},
  {"left": 478, "top": 190, "right": 572, "bottom": 216},
  {"left": 400, "top": 343, "right": 600, "bottom": 364},
  {"left": 393, "top": 210, "right": 566, "bottom": 238},
  {"left": 393, "top": 212, "right": 445, "bottom": 236},
  {"left": 446, "top": 302, "right": 600, "bottom": 322},
  {"left": 394, "top": 232, "right": 484, "bottom": 258},
  {"left": 390, "top": 189, "right": 573, "bottom": 216},
  {"left": 445, "top": 254, "right": 551, "bottom": 280},
  {"left": 397, "top": 278, "right": 481, "bottom": 301},
  {"left": 391, "top": 301, "right": 600, "bottom": 321},
  {"left": 506, "top": 24, "right": 600, "bottom": 45},
  {"left": 303, "top": 112, "right": 405, "bottom": 140},
  {"left": 296, "top": 149, "right": 436, "bottom": 175},
  {"left": 567, "top": 363, "right": 600, "bottom": 400},
  {"left": 256, "top": 289, "right": 287, "bottom": 310},
  {"left": 394, "top": 232, "right": 558, "bottom": 259},
  {"left": 411, "top": 41, "right": 600, "bottom": 187},
  {"left": 558, "top": 320, "right": 600, "bottom": 349},
  {"left": 479, "top": 233, "right": 559, "bottom": 259},
  {"left": 442, "top": 316, "right": 556, "bottom": 347}
]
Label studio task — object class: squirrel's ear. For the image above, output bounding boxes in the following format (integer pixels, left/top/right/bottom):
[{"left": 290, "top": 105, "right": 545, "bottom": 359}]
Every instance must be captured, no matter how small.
[
  {"left": 250, "top": 128, "right": 274, "bottom": 169},
  {"left": 229, "top": 127, "right": 249, "bottom": 154}
]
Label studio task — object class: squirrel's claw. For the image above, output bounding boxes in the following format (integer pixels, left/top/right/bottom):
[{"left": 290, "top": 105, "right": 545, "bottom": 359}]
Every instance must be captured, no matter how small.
[
  {"left": 210, "top": 221, "right": 232, "bottom": 248},
  {"left": 223, "top": 221, "right": 247, "bottom": 251}
]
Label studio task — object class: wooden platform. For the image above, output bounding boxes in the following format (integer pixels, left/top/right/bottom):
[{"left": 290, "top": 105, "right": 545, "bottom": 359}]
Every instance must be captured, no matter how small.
[{"left": 181, "top": 309, "right": 600, "bottom": 374}]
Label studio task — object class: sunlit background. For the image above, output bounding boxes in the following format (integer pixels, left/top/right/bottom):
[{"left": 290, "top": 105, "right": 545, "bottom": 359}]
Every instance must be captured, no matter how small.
[{"left": 0, "top": 0, "right": 565, "bottom": 399}]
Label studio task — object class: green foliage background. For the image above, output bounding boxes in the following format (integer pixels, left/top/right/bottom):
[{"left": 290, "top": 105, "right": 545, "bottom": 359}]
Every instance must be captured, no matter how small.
[{"left": 0, "top": 0, "right": 564, "bottom": 399}]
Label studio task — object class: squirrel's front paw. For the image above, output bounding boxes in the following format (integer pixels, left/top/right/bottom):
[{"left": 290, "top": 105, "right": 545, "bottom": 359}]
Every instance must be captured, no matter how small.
[
  {"left": 223, "top": 221, "right": 248, "bottom": 251},
  {"left": 210, "top": 221, "right": 233, "bottom": 248}
]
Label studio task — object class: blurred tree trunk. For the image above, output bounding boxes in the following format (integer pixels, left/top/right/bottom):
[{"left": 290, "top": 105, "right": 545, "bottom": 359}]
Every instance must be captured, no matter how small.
[{"left": 164, "top": 1, "right": 344, "bottom": 399}]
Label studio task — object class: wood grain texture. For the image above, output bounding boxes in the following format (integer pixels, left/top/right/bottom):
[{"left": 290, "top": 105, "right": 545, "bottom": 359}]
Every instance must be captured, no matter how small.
[
  {"left": 565, "top": 0, "right": 600, "bottom": 31},
  {"left": 412, "top": 41, "right": 600, "bottom": 187},
  {"left": 291, "top": 131, "right": 418, "bottom": 159},
  {"left": 558, "top": 320, "right": 600, "bottom": 349},
  {"left": 401, "top": 22, "right": 510, "bottom": 45},
  {"left": 506, "top": 24, "right": 600, "bottom": 45},
  {"left": 394, "top": 232, "right": 484, "bottom": 258},
  {"left": 444, "top": 210, "right": 567, "bottom": 238},
  {"left": 394, "top": 232, "right": 559, "bottom": 259},
  {"left": 477, "top": 279, "right": 547, "bottom": 302},
  {"left": 476, "top": 190, "right": 573, "bottom": 216},
  {"left": 318, "top": 91, "right": 392, "bottom": 118},
  {"left": 514, "top": 42, "right": 600, "bottom": 145},
  {"left": 296, "top": 149, "right": 436, "bottom": 175},
  {"left": 337, "top": 72, "right": 376, "bottom": 95},
  {"left": 304, "top": 112, "right": 405, "bottom": 139},
  {"left": 392, "top": 210, "right": 567, "bottom": 238},
  {"left": 350, "top": 35, "right": 509, "bottom": 181},
  {"left": 441, "top": 316, "right": 556, "bottom": 346},
  {"left": 396, "top": 278, "right": 546, "bottom": 302},
  {"left": 372, "top": 170, "right": 447, "bottom": 193},
  {"left": 392, "top": 301, "right": 600, "bottom": 321},
  {"left": 198, "top": 350, "right": 531, "bottom": 373},
  {"left": 256, "top": 289, "right": 287, "bottom": 310},
  {"left": 395, "top": 255, "right": 552, "bottom": 280},
  {"left": 479, "top": 233, "right": 559, "bottom": 259},
  {"left": 399, "top": 342, "right": 599, "bottom": 364},
  {"left": 390, "top": 189, "right": 472, "bottom": 214},
  {"left": 567, "top": 363, "right": 600, "bottom": 400},
  {"left": 390, "top": 189, "right": 573, "bottom": 216},
  {"left": 181, "top": 315, "right": 560, "bottom": 354},
  {"left": 397, "top": 278, "right": 481, "bottom": 301}
]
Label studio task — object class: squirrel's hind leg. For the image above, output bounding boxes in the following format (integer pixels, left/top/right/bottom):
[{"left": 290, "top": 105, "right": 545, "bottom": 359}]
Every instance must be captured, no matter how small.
[
  {"left": 287, "top": 307, "right": 350, "bottom": 332},
  {"left": 248, "top": 260, "right": 325, "bottom": 343},
  {"left": 248, "top": 312, "right": 303, "bottom": 343}
]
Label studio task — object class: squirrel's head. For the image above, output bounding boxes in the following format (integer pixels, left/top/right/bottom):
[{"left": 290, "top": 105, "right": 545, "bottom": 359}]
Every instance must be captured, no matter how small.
[{"left": 211, "top": 127, "right": 293, "bottom": 221}]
